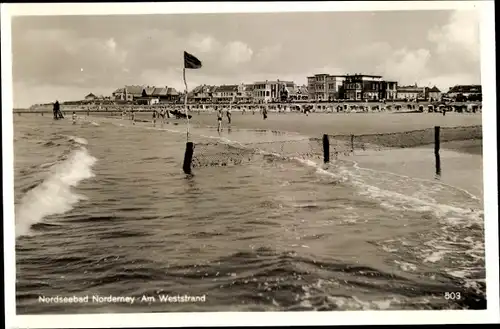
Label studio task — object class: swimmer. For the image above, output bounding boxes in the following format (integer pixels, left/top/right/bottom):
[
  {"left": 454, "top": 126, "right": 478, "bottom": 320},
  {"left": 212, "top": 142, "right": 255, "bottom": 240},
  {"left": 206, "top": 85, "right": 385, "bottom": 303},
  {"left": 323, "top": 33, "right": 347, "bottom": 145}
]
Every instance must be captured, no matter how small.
[
  {"left": 217, "top": 107, "right": 223, "bottom": 132},
  {"left": 227, "top": 107, "right": 232, "bottom": 125},
  {"left": 72, "top": 111, "right": 77, "bottom": 124}
]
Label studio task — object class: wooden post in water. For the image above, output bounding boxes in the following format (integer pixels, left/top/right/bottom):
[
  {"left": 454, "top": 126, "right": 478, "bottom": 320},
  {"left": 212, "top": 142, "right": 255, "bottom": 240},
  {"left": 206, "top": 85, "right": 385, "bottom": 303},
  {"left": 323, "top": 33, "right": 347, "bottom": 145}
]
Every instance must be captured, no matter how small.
[
  {"left": 435, "top": 126, "right": 441, "bottom": 177},
  {"left": 350, "top": 134, "right": 354, "bottom": 153},
  {"left": 323, "top": 134, "right": 330, "bottom": 164},
  {"left": 183, "top": 142, "right": 194, "bottom": 175}
]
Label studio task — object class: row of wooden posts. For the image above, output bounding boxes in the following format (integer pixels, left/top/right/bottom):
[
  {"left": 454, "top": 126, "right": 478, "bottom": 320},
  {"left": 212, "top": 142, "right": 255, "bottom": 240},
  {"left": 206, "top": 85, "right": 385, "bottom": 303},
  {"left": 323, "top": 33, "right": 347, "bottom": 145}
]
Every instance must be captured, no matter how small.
[
  {"left": 321, "top": 126, "right": 442, "bottom": 176},
  {"left": 182, "top": 126, "right": 442, "bottom": 177}
]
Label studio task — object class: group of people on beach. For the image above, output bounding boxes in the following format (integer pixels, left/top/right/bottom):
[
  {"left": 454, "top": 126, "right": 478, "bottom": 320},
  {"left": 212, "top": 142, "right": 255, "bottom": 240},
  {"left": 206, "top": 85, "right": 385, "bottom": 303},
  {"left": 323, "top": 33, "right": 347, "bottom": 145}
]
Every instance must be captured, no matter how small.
[
  {"left": 52, "top": 101, "right": 64, "bottom": 120},
  {"left": 216, "top": 106, "right": 232, "bottom": 132}
]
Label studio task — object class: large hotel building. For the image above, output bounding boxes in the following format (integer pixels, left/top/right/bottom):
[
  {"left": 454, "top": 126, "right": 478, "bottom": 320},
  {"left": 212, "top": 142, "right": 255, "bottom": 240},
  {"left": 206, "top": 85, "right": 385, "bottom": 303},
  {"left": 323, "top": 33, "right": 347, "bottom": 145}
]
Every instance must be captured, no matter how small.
[{"left": 308, "top": 73, "right": 398, "bottom": 101}]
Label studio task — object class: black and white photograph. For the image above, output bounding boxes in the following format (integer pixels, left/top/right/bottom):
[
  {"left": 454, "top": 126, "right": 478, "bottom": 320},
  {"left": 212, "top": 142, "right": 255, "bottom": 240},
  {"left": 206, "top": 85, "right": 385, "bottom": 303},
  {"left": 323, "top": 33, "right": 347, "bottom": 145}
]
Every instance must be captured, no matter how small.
[{"left": 2, "top": 1, "right": 498, "bottom": 328}]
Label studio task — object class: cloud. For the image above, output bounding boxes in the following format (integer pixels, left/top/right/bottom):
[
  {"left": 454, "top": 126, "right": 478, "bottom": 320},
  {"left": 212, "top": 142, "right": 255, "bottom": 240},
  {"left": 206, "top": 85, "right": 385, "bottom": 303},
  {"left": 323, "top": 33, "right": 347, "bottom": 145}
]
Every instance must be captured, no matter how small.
[
  {"left": 10, "top": 10, "right": 482, "bottom": 107},
  {"left": 222, "top": 41, "right": 253, "bottom": 65},
  {"left": 377, "top": 48, "right": 431, "bottom": 85},
  {"left": 188, "top": 34, "right": 220, "bottom": 53},
  {"left": 255, "top": 44, "right": 282, "bottom": 63},
  {"left": 373, "top": 10, "right": 480, "bottom": 89},
  {"left": 427, "top": 10, "right": 480, "bottom": 61},
  {"left": 13, "top": 29, "right": 129, "bottom": 89}
]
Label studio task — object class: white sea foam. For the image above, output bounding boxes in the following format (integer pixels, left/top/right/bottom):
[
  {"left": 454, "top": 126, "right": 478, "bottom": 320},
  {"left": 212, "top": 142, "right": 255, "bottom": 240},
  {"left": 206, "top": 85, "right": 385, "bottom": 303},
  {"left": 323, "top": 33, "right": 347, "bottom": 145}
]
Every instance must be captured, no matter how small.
[
  {"left": 349, "top": 159, "right": 481, "bottom": 201},
  {"left": 15, "top": 147, "right": 97, "bottom": 238},
  {"left": 64, "top": 135, "right": 88, "bottom": 145}
]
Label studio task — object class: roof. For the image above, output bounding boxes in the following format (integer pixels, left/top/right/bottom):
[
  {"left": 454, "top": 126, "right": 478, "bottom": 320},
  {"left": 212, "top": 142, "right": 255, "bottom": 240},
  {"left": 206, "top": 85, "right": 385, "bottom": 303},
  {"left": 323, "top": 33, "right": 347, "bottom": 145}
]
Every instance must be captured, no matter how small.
[
  {"left": 215, "top": 85, "right": 238, "bottom": 92},
  {"left": 286, "top": 87, "right": 297, "bottom": 95},
  {"left": 142, "top": 87, "right": 156, "bottom": 96},
  {"left": 428, "top": 86, "right": 441, "bottom": 92},
  {"left": 85, "top": 93, "right": 96, "bottom": 98},
  {"left": 345, "top": 74, "right": 382, "bottom": 78},
  {"left": 125, "top": 85, "right": 145, "bottom": 95},
  {"left": 191, "top": 85, "right": 205, "bottom": 94},
  {"left": 307, "top": 74, "right": 345, "bottom": 78},
  {"left": 112, "top": 88, "right": 124, "bottom": 94},
  {"left": 152, "top": 87, "right": 168, "bottom": 96},
  {"left": 193, "top": 85, "right": 216, "bottom": 94},
  {"left": 397, "top": 85, "right": 425, "bottom": 92},
  {"left": 448, "top": 85, "right": 482, "bottom": 93},
  {"left": 166, "top": 87, "right": 179, "bottom": 95},
  {"left": 297, "top": 86, "right": 308, "bottom": 94},
  {"left": 397, "top": 88, "right": 424, "bottom": 93}
]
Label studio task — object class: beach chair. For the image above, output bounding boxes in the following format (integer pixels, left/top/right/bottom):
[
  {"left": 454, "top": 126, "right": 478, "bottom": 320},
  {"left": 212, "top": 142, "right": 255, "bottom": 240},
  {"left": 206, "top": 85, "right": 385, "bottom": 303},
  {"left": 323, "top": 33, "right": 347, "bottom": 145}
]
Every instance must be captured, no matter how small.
[{"left": 428, "top": 104, "right": 434, "bottom": 113}]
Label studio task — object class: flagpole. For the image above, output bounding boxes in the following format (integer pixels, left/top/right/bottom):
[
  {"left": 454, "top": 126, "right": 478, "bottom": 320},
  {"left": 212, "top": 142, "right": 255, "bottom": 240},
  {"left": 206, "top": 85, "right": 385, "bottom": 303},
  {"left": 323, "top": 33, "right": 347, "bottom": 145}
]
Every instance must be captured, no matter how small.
[{"left": 183, "top": 67, "right": 189, "bottom": 141}]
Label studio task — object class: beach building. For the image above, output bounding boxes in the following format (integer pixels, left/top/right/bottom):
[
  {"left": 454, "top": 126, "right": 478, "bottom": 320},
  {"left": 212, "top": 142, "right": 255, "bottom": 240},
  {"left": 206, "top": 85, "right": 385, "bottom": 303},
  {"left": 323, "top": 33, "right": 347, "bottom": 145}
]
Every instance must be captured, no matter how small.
[
  {"left": 276, "top": 80, "right": 296, "bottom": 102},
  {"left": 446, "top": 85, "right": 482, "bottom": 101},
  {"left": 112, "top": 85, "right": 145, "bottom": 102},
  {"left": 136, "top": 86, "right": 166, "bottom": 105},
  {"left": 112, "top": 88, "right": 125, "bottom": 100},
  {"left": 166, "top": 88, "right": 180, "bottom": 102},
  {"left": 396, "top": 84, "right": 426, "bottom": 101},
  {"left": 343, "top": 74, "right": 383, "bottom": 101},
  {"left": 191, "top": 85, "right": 217, "bottom": 102},
  {"left": 427, "top": 86, "right": 442, "bottom": 101},
  {"left": 213, "top": 85, "right": 239, "bottom": 103},
  {"left": 381, "top": 81, "right": 398, "bottom": 100},
  {"left": 292, "top": 85, "right": 309, "bottom": 101},
  {"left": 85, "top": 93, "right": 97, "bottom": 101},
  {"left": 307, "top": 74, "right": 345, "bottom": 101},
  {"left": 252, "top": 80, "right": 294, "bottom": 103},
  {"left": 112, "top": 85, "right": 178, "bottom": 103},
  {"left": 252, "top": 81, "right": 270, "bottom": 103},
  {"left": 236, "top": 84, "right": 254, "bottom": 103}
]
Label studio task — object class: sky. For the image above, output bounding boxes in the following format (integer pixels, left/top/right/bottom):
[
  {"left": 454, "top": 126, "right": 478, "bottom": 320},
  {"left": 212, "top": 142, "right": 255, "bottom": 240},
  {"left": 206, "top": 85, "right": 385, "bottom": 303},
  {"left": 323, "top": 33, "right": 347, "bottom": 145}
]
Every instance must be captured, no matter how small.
[{"left": 10, "top": 9, "right": 481, "bottom": 108}]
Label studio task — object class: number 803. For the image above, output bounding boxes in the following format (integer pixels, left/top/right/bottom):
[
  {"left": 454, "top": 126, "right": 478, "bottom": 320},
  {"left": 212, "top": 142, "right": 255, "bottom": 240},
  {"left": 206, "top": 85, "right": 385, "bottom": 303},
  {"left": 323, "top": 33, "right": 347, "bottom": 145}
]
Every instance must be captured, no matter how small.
[{"left": 444, "top": 292, "right": 461, "bottom": 300}]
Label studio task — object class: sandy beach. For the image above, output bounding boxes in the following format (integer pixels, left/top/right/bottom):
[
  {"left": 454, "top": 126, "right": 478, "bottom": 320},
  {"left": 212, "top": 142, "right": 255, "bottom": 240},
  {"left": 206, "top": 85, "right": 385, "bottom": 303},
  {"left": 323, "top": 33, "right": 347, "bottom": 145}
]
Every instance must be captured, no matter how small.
[{"left": 126, "top": 110, "right": 482, "bottom": 135}]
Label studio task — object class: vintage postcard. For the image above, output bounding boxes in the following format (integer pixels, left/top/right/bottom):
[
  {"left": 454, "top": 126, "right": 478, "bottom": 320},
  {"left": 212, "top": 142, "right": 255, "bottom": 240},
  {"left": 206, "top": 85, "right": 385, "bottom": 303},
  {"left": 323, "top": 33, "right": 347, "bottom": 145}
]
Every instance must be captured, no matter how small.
[{"left": 2, "top": 1, "right": 498, "bottom": 328}]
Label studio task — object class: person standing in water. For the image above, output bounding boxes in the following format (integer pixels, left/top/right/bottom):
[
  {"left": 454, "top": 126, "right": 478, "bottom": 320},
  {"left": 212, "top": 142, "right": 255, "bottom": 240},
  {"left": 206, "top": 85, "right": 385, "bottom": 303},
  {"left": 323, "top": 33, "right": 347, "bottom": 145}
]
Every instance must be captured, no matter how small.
[
  {"left": 217, "top": 107, "right": 223, "bottom": 132},
  {"left": 53, "top": 100, "right": 62, "bottom": 120},
  {"left": 72, "top": 111, "right": 77, "bottom": 124},
  {"left": 152, "top": 110, "right": 157, "bottom": 126},
  {"left": 131, "top": 111, "right": 136, "bottom": 125},
  {"left": 227, "top": 106, "right": 232, "bottom": 125},
  {"left": 262, "top": 105, "right": 268, "bottom": 120},
  {"left": 53, "top": 101, "right": 59, "bottom": 120}
]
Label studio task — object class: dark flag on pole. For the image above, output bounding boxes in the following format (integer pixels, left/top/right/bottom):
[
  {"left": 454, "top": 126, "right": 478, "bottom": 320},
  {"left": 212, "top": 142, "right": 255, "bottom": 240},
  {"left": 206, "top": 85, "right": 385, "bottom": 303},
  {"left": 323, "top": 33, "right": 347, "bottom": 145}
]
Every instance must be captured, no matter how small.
[
  {"left": 182, "top": 51, "right": 202, "bottom": 176},
  {"left": 184, "top": 51, "right": 202, "bottom": 69}
]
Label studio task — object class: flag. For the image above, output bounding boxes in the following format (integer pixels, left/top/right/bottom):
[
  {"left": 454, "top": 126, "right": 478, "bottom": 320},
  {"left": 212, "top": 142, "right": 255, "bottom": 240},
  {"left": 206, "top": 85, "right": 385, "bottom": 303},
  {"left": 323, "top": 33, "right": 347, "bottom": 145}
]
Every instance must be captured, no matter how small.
[{"left": 184, "top": 51, "right": 202, "bottom": 69}]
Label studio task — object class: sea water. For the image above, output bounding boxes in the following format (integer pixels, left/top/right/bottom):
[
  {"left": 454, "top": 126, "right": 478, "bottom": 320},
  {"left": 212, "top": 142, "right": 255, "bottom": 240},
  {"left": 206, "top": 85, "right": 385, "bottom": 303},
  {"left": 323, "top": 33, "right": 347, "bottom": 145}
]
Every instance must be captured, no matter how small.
[{"left": 13, "top": 114, "right": 485, "bottom": 313}]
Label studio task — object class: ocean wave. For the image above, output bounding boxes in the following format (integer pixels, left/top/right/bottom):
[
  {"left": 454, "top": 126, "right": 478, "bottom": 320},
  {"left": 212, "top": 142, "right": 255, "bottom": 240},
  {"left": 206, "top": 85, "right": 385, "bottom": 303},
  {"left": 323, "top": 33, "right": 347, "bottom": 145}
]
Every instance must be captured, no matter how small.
[{"left": 15, "top": 146, "right": 97, "bottom": 238}]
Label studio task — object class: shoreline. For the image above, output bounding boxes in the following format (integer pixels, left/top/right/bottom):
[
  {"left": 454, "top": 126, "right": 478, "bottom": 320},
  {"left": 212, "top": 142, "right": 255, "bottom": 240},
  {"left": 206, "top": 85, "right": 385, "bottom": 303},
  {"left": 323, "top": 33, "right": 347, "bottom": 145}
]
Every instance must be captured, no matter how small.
[{"left": 86, "top": 112, "right": 483, "bottom": 156}]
